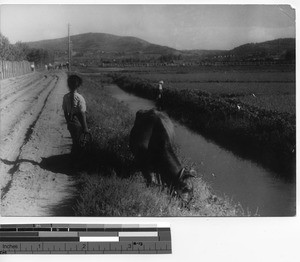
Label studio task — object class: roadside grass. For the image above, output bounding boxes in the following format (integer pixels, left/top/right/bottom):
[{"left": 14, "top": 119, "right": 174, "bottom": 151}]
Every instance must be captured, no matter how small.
[
  {"left": 74, "top": 170, "right": 241, "bottom": 216},
  {"left": 72, "top": 73, "right": 242, "bottom": 216},
  {"left": 77, "top": 74, "right": 134, "bottom": 176}
]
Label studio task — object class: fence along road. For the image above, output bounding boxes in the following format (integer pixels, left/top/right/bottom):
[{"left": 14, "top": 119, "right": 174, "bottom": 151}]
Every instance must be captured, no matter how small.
[{"left": 0, "top": 60, "right": 32, "bottom": 80}]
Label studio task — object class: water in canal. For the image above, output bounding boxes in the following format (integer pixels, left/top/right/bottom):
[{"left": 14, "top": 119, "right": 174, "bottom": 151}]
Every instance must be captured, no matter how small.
[{"left": 107, "top": 84, "right": 296, "bottom": 216}]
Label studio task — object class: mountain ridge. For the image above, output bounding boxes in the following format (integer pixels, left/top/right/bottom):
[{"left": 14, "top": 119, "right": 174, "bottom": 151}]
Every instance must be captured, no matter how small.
[
  {"left": 26, "top": 32, "right": 178, "bottom": 55},
  {"left": 25, "top": 33, "right": 295, "bottom": 61}
]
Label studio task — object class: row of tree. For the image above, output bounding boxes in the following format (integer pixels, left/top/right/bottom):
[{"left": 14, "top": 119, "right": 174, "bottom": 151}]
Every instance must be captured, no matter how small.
[{"left": 0, "top": 33, "right": 54, "bottom": 67}]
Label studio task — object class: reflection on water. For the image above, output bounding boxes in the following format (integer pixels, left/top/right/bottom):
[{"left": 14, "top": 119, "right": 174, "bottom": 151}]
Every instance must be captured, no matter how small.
[{"left": 108, "top": 84, "right": 296, "bottom": 216}]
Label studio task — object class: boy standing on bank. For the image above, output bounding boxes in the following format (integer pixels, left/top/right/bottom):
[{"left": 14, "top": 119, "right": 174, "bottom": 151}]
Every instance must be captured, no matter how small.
[
  {"left": 62, "top": 75, "right": 89, "bottom": 162},
  {"left": 157, "top": 80, "right": 164, "bottom": 110}
]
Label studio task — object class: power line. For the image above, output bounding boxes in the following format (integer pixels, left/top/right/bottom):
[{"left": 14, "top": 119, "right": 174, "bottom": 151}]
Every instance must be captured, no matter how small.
[{"left": 68, "top": 23, "right": 71, "bottom": 71}]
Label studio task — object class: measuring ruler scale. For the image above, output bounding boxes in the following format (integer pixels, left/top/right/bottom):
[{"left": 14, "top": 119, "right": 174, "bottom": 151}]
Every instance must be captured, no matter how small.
[{"left": 0, "top": 223, "right": 171, "bottom": 254}]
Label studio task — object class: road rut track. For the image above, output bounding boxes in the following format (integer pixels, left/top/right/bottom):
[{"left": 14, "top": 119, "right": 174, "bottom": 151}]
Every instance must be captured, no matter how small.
[
  {"left": 0, "top": 73, "right": 44, "bottom": 100},
  {"left": 0, "top": 75, "right": 57, "bottom": 139},
  {"left": 0, "top": 74, "right": 50, "bottom": 111},
  {"left": 0, "top": 74, "right": 59, "bottom": 162},
  {"left": 1, "top": 71, "right": 78, "bottom": 216}
]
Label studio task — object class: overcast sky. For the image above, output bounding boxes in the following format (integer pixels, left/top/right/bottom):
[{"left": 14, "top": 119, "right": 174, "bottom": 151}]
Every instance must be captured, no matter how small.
[{"left": 0, "top": 4, "right": 295, "bottom": 50}]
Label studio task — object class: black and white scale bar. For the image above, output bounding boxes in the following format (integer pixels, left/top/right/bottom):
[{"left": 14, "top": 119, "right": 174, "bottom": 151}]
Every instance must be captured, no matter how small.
[
  {"left": 0, "top": 241, "right": 171, "bottom": 254},
  {"left": 0, "top": 224, "right": 171, "bottom": 254}
]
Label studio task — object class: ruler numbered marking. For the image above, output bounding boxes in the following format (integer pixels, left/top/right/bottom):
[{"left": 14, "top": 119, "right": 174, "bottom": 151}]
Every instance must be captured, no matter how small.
[{"left": 0, "top": 224, "right": 171, "bottom": 254}]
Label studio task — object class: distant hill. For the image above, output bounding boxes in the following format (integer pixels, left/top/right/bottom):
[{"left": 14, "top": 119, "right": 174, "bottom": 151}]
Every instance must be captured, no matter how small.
[
  {"left": 26, "top": 32, "right": 178, "bottom": 55},
  {"left": 26, "top": 34, "right": 295, "bottom": 62},
  {"left": 231, "top": 38, "right": 295, "bottom": 56},
  {"left": 229, "top": 38, "right": 295, "bottom": 59}
]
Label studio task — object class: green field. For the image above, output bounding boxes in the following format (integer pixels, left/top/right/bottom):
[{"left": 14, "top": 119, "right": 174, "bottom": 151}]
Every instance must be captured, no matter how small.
[
  {"left": 111, "top": 66, "right": 295, "bottom": 114},
  {"left": 122, "top": 71, "right": 295, "bottom": 83}
]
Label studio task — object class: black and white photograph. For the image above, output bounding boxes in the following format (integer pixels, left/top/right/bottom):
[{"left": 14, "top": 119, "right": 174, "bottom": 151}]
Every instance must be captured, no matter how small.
[{"left": 0, "top": 3, "right": 296, "bottom": 218}]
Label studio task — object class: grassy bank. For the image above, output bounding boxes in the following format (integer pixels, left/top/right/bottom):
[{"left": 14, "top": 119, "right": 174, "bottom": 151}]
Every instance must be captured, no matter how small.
[
  {"left": 111, "top": 74, "right": 296, "bottom": 180},
  {"left": 72, "top": 73, "right": 243, "bottom": 216}
]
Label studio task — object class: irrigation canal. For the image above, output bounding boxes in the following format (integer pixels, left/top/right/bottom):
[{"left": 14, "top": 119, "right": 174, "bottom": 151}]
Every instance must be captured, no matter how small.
[{"left": 107, "top": 84, "right": 296, "bottom": 216}]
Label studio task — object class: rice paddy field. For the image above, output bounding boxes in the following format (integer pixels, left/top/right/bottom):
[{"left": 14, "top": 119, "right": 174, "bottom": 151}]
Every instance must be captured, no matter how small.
[{"left": 116, "top": 65, "right": 295, "bottom": 114}]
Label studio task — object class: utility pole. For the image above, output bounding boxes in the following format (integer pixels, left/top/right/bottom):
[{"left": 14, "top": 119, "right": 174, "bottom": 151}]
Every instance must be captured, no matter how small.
[{"left": 68, "top": 23, "right": 71, "bottom": 71}]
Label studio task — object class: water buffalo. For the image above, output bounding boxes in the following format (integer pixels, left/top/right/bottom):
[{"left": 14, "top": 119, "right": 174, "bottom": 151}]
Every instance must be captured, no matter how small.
[{"left": 130, "top": 109, "right": 196, "bottom": 203}]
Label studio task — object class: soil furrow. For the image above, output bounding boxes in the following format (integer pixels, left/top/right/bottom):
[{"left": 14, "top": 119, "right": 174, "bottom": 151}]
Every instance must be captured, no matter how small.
[
  {"left": 0, "top": 75, "right": 55, "bottom": 138},
  {"left": 0, "top": 74, "right": 49, "bottom": 111},
  {"left": 0, "top": 73, "right": 42, "bottom": 98}
]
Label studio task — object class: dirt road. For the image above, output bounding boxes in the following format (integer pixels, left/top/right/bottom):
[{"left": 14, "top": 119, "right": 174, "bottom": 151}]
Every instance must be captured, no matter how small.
[{"left": 1, "top": 71, "right": 78, "bottom": 216}]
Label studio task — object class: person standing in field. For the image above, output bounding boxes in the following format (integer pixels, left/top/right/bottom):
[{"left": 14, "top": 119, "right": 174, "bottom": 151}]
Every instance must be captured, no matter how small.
[
  {"left": 62, "top": 75, "right": 89, "bottom": 164},
  {"left": 156, "top": 80, "right": 164, "bottom": 110},
  {"left": 30, "top": 63, "right": 35, "bottom": 72}
]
